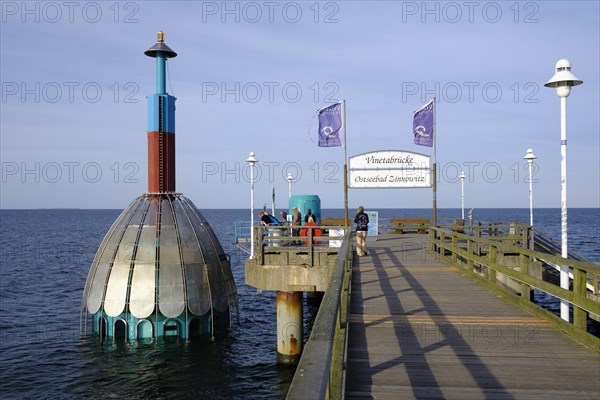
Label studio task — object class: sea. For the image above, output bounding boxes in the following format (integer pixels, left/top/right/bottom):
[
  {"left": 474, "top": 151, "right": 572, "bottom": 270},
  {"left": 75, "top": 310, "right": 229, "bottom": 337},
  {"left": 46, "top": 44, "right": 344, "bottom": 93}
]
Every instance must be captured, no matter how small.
[{"left": 0, "top": 207, "right": 598, "bottom": 399}]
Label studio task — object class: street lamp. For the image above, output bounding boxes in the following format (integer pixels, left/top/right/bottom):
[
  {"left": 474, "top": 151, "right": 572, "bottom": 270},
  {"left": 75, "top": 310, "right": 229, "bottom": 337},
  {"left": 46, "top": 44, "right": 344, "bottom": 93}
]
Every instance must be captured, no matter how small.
[
  {"left": 459, "top": 171, "right": 465, "bottom": 220},
  {"left": 544, "top": 58, "right": 583, "bottom": 322},
  {"left": 287, "top": 172, "right": 293, "bottom": 199},
  {"left": 524, "top": 148, "right": 537, "bottom": 251},
  {"left": 246, "top": 152, "right": 258, "bottom": 259}
]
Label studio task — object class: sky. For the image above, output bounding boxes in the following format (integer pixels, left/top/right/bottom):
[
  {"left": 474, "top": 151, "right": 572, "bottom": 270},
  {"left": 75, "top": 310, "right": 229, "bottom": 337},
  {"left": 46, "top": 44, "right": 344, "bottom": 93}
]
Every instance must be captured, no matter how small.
[{"left": 1, "top": 1, "right": 599, "bottom": 210}]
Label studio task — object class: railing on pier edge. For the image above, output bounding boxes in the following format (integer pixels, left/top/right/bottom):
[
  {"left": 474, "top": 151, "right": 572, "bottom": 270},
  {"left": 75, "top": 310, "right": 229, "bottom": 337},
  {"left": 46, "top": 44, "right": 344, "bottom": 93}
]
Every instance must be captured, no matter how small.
[
  {"left": 234, "top": 218, "right": 455, "bottom": 255},
  {"left": 283, "top": 229, "right": 353, "bottom": 400},
  {"left": 429, "top": 223, "right": 600, "bottom": 350},
  {"left": 249, "top": 224, "right": 347, "bottom": 266}
]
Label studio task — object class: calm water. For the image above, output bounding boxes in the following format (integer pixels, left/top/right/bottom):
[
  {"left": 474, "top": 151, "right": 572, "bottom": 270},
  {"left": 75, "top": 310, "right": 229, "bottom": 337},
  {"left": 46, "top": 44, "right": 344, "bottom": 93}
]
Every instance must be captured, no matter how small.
[{"left": 0, "top": 208, "right": 598, "bottom": 399}]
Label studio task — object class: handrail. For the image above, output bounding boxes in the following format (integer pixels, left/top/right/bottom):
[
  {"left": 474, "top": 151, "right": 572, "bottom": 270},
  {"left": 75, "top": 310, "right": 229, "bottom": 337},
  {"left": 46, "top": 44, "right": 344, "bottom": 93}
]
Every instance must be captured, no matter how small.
[
  {"left": 252, "top": 225, "right": 346, "bottom": 266},
  {"left": 429, "top": 225, "right": 600, "bottom": 350},
  {"left": 533, "top": 227, "right": 593, "bottom": 263},
  {"left": 286, "top": 230, "right": 353, "bottom": 400}
]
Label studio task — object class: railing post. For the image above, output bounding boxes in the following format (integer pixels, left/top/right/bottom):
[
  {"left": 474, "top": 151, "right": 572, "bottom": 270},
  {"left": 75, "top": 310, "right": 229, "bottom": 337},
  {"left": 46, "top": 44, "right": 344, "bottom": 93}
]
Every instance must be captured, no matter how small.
[
  {"left": 440, "top": 231, "right": 446, "bottom": 257},
  {"left": 257, "top": 227, "right": 264, "bottom": 265},
  {"left": 522, "top": 225, "right": 529, "bottom": 248},
  {"left": 451, "top": 234, "right": 458, "bottom": 263},
  {"left": 467, "top": 239, "right": 474, "bottom": 271},
  {"left": 309, "top": 227, "right": 314, "bottom": 267},
  {"left": 519, "top": 252, "right": 533, "bottom": 302},
  {"left": 573, "top": 268, "right": 588, "bottom": 331},
  {"left": 488, "top": 244, "right": 497, "bottom": 284},
  {"left": 477, "top": 225, "right": 483, "bottom": 256},
  {"left": 429, "top": 228, "right": 435, "bottom": 252}
]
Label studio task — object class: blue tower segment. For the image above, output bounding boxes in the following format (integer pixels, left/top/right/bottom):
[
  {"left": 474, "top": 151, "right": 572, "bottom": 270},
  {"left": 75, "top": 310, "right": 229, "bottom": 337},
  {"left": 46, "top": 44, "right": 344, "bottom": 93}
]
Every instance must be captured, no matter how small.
[{"left": 147, "top": 95, "right": 175, "bottom": 133}]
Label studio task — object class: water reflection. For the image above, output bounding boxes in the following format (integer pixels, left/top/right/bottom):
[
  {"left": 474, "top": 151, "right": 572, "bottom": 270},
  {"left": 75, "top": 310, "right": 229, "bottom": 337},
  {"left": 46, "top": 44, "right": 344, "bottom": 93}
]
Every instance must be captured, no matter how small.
[{"left": 73, "top": 334, "right": 296, "bottom": 399}]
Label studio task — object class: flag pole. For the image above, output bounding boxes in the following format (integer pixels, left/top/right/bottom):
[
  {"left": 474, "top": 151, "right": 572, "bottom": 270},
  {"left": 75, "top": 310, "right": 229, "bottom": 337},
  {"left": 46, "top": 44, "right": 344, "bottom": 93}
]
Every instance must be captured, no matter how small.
[
  {"left": 343, "top": 99, "right": 349, "bottom": 227},
  {"left": 432, "top": 97, "right": 437, "bottom": 227}
]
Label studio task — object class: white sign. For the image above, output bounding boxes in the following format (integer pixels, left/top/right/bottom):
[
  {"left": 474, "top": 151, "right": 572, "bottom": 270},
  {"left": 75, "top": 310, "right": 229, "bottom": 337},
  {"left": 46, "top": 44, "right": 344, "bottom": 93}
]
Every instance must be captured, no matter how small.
[
  {"left": 366, "top": 211, "right": 378, "bottom": 239},
  {"left": 329, "top": 228, "right": 344, "bottom": 248},
  {"left": 349, "top": 150, "right": 430, "bottom": 169},
  {"left": 348, "top": 150, "right": 432, "bottom": 189},
  {"left": 350, "top": 169, "right": 431, "bottom": 188}
]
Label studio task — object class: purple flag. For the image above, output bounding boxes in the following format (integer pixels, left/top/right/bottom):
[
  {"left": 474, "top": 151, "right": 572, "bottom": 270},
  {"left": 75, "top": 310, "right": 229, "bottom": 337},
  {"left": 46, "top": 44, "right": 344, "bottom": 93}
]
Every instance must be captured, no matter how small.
[
  {"left": 413, "top": 99, "right": 434, "bottom": 147},
  {"left": 318, "top": 102, "right": 343, "bottom": 147}
]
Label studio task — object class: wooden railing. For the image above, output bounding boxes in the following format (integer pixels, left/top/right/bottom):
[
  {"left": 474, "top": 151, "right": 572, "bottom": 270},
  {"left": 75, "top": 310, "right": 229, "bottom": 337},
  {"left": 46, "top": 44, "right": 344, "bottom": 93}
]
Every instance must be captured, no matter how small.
[
  {"left": 286, "top": 230, "right": 353, "bottom": 400},
  {"left": 389, "top": 217, "right": 431, "bottom": 234},
  {"left": 252, "top": 224, "right": 346, "bottom": 266},
  {"left": 430, "top": 224, "right": 600, "bottom": 350}
]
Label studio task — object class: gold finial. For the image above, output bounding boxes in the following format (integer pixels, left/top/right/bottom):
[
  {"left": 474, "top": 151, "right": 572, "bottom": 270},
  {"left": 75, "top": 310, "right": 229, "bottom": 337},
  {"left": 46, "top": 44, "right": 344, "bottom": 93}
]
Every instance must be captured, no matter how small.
[{"left": 157, "top": 31, "right": 164, "bottom": 43}]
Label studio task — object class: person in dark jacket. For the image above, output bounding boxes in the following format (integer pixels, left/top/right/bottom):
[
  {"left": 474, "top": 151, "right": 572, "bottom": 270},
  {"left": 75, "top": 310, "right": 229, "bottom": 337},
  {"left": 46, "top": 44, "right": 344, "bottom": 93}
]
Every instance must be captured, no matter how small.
[
  {"left": 354, "top": 206, "right": 369, "bottom": 256},
  {"left": 279, "top": 210, "right": 288, "bottom": 222},
  {"left": 305, "top": 208, "right": 316, "bottom": 223}
]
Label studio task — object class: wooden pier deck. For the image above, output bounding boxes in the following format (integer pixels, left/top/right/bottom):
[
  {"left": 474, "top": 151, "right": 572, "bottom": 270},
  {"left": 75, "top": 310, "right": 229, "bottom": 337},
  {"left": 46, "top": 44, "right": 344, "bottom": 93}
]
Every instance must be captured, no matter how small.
[{"left": 345, "top": 233, "right": 600, "bottom": 400}]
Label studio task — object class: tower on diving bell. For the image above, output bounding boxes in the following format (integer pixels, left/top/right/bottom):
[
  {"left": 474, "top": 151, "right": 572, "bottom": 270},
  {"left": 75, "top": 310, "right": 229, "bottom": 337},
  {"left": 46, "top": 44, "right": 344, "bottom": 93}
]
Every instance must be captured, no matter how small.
[{"left": 81, "top": 32, "right": 239, "bottom": 340}]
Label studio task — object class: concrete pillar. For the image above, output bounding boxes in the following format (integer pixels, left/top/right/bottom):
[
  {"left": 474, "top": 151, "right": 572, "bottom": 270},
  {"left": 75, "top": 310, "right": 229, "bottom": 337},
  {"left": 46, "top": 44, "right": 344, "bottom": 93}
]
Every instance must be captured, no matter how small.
[{"left": 276, "top": 291, "right": 303, "bottom": 364}]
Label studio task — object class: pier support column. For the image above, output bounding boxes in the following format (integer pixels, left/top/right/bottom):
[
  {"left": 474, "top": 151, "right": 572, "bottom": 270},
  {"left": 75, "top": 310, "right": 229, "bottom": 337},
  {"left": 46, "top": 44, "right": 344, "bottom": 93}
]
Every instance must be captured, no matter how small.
[{"left": 276, "top": 291, "right": 303, "bottom": 365}]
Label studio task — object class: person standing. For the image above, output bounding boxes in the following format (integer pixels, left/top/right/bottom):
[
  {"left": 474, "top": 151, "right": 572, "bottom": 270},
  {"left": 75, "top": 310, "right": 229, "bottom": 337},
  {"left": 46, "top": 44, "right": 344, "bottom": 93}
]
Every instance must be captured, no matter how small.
[
  {"left": 292, "top": 207, "right": 302, "bottom": 244},
  {"left": 279, "top": 210, "right": 288, "bottom": 222},
  {"left": 305, "top": 208, "right": 315, "bottom": 223},
  {"left": 354, "top": 206, "right": 369, "bottom": 256}
]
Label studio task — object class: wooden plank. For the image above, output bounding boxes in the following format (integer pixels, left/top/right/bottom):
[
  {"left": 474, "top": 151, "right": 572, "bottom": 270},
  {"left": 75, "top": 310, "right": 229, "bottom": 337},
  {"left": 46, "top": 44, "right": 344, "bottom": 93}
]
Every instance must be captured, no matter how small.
[{"left": 344, "top": 233, "right": 600, "bottom": 400}]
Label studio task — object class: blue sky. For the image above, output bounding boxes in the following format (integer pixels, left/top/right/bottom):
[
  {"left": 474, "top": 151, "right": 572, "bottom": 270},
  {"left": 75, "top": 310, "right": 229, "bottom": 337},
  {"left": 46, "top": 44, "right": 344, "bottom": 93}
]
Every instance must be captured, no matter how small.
[{"left": 1, "top": 1, "right": 599, "bottom": 210}]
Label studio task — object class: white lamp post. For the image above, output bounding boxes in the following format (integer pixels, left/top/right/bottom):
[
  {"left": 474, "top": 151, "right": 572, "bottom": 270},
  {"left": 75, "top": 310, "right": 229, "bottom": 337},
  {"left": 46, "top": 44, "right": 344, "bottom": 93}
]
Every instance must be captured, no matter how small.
[
  {"left": 246, "top": 152, "right": 258, "bottom": 259},
  {"left": 524, "top": 149, "right": 537, "bottom": 251},
  {"left": 287, "top": 172, "right": 293, "bottom": 199},
  {"left": 544, "top": 58, "right": 583, "bottom": 321},
  {"left": 459, "top": 171, "right": 465, "bottom": 220}
]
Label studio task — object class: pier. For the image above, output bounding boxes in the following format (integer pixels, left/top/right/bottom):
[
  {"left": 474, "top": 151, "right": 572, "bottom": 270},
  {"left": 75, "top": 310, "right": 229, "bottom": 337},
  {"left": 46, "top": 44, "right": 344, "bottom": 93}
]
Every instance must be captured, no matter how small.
[{"left": 270, "top": 223, "right": 600, "bottom": 399}]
